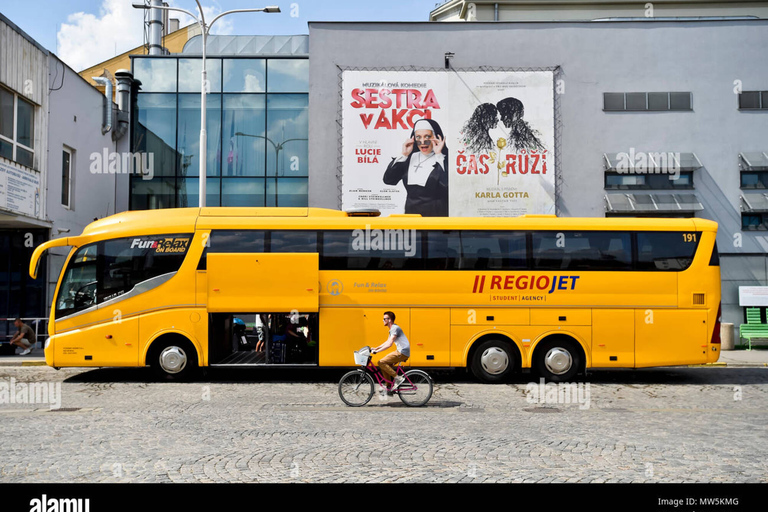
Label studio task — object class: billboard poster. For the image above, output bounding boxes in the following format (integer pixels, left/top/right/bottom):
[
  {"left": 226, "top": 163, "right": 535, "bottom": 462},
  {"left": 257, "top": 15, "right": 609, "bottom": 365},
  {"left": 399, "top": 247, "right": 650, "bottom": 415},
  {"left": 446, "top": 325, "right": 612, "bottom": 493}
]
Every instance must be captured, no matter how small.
[{"left": 341, "top": 69, "right": 555, "bottom": 217}]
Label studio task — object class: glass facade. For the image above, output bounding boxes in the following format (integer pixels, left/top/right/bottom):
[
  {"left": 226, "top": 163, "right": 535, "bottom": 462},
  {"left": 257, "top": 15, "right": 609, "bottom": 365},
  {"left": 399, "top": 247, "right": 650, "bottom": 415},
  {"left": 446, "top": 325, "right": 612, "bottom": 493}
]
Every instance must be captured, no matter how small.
[{"left": 131, "top": 56, "right": 309, "bottom": 209}]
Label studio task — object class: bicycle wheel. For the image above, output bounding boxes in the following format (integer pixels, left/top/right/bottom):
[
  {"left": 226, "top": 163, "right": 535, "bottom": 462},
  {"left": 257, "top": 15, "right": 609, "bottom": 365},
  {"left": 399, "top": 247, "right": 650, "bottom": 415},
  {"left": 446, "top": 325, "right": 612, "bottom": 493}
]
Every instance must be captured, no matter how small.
[
  {"left": 338, "top": 370, "right": 375, "bottom": 407},
  {"left": 397, "top": 369, "right": 433, "bottom": 407}
]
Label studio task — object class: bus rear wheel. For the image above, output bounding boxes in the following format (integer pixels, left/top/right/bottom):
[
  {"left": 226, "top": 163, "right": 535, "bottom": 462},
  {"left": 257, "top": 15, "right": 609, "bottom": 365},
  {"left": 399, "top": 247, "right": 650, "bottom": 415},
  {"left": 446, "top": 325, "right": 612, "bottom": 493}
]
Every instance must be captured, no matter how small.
[
  {"left": 151, "top": 338, "right": 198, "bottom": 381},
  {"left": 470, "top": 339, "right": 515, "bottom": 383},
  {"left": 535, "top": 338, "right": 581, "bottom": 382}
]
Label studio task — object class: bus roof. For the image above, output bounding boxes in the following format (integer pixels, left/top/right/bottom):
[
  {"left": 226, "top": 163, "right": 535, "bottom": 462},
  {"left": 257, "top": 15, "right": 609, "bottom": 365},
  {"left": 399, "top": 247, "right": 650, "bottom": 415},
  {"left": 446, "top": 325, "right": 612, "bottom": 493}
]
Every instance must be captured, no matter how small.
[{"left": 76, "top": 207, "right": 717, "bottom": 240}]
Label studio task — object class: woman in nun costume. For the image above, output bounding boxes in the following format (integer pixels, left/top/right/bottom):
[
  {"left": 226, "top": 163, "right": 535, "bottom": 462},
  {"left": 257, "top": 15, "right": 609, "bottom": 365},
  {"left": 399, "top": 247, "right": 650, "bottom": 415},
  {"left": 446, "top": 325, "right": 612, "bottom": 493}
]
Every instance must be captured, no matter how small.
[{"left": 383, "top": 118, "right": 449, "bottom": 217}]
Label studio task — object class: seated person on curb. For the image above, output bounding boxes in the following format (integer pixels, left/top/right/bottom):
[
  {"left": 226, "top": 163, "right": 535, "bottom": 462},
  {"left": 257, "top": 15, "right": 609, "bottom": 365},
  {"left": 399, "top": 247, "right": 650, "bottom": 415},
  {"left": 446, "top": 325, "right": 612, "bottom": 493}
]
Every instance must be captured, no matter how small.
[
  {"left": 371, "top": 311, "right": 410, "bottom": 390},
  {"left": 9, "top": 318, "right": 36, "bottom": 356}
]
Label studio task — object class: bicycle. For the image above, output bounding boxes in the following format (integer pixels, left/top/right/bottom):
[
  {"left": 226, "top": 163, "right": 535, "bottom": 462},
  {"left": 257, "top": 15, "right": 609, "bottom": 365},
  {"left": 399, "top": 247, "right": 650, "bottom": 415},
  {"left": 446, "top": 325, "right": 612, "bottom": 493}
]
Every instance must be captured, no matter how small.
[{"left": 338, "top": 346, "right": 433, "bottom": 407}]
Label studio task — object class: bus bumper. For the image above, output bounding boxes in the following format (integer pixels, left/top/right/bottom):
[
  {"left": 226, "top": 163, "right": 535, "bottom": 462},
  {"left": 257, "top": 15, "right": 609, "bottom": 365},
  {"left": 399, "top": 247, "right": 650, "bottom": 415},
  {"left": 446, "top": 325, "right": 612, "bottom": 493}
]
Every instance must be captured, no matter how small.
[
  {"left": 708, "top": 343, "right": 721, "bottom": 364},
  {"left": 44, "top": 335, "right": 55, "bottom": 367}
]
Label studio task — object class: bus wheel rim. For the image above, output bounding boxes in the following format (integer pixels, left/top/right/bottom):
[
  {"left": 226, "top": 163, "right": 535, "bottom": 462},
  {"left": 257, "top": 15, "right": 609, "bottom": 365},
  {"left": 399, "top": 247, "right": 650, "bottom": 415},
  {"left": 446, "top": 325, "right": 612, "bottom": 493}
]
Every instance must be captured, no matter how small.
[
  {"left": 159, "top": 346, "right": 187, "bottom": 374},
  {"left": 481, "top": 347, "right": 509, "bottom": 375},
  {"left": 544, "top": 347, "right": 572, "bottom": 375}
]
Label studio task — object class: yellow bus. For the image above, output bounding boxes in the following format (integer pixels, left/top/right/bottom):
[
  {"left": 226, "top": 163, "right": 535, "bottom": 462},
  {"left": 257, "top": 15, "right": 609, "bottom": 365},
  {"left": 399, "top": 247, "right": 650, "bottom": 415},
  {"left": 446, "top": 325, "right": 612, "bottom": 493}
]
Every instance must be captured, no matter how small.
[{"left": 29, "top": 207, "right": 721, "bottom": 382}]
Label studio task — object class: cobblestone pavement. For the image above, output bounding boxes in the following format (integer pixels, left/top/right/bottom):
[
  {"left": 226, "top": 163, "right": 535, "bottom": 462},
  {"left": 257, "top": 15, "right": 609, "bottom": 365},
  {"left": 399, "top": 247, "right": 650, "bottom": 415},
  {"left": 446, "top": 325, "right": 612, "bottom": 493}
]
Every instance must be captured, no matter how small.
[{"left": 0, "top": 366, "right": 766, "bottom": 483}]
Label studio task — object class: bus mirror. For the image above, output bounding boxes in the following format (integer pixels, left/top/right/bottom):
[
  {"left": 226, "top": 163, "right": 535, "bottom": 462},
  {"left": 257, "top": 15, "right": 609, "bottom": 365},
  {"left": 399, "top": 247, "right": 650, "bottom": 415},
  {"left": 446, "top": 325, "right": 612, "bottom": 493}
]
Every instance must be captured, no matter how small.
[{"left": 29, "top": 236, "right": 90, "bottom": 279}]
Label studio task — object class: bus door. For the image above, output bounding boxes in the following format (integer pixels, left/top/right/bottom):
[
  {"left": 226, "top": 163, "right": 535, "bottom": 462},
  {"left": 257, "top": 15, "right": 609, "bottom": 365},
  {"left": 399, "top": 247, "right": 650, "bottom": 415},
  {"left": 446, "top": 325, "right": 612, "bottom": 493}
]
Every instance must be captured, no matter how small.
[{"left": 207, "top": 252, "right": 319, "bottom": 364}]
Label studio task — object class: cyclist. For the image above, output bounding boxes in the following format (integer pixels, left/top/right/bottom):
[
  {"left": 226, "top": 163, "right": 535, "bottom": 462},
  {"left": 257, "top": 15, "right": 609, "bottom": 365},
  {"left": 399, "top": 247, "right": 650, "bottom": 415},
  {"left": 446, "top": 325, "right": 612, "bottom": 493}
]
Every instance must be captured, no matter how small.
[{"left": 371, "top": 311, "right": 410, "bottom": 390}]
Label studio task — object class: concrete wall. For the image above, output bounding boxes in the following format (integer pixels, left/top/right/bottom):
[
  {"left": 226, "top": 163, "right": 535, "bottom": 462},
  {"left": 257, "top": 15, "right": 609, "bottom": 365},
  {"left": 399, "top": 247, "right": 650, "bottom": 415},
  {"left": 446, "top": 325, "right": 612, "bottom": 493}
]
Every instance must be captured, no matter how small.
[
  {"left": 46, "top": 54, "right": 130, "bottom": 314},
  {"left": 308, "top": 19, "right": 768, "bottom": 326}
]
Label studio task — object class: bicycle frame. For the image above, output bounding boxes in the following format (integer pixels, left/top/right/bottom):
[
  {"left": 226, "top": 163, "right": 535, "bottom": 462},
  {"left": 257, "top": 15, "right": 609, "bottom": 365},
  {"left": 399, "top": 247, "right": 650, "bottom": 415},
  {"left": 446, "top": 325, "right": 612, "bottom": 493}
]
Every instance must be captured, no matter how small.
[{"left": 363, "top": 355, "right": 417, "bottom": 392}]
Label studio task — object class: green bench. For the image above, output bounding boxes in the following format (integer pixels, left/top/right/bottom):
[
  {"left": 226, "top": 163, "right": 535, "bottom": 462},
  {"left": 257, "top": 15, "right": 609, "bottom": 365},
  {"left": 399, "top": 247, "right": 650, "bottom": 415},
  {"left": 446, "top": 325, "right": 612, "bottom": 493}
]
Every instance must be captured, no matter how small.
[{"left": 739, "top": 307, "right": 768, "bottom": 350}]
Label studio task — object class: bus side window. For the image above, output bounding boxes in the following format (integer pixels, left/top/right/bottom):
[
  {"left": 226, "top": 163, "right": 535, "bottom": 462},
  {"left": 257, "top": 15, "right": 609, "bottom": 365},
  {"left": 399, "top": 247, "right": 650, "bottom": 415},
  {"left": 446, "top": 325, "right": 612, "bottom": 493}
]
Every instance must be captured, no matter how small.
[{"left": 636, "top": 232, "right": 700, "bottom": 271}]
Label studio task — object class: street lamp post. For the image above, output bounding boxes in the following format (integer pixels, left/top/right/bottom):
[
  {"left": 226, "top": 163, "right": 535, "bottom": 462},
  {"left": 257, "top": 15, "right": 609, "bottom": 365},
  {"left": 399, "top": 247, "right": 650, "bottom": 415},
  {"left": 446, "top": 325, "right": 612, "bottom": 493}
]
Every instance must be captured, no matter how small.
[{"left": 132, "top": 1, "right": 280, "bottom": 207}]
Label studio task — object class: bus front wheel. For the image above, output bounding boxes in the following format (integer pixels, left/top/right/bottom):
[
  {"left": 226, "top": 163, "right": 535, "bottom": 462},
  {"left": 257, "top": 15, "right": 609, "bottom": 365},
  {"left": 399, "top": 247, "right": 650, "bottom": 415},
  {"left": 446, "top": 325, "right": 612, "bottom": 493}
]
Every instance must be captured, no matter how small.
[
  {"left": 470, "top": 339, "right": 515, "bottom": 383},
  {"left": 150, "top": 338, "right": 198, "bottom": 381},
  {"left": 535, "top": 338, "right": 582, "bottom": 382}
]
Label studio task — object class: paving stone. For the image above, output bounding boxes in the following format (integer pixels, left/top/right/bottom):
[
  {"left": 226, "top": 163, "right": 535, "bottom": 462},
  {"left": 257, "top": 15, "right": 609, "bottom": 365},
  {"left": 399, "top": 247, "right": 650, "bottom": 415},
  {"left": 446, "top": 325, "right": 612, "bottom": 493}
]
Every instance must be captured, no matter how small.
[{"left": 0, "top": 366, "right": 767, "bottom": 482}]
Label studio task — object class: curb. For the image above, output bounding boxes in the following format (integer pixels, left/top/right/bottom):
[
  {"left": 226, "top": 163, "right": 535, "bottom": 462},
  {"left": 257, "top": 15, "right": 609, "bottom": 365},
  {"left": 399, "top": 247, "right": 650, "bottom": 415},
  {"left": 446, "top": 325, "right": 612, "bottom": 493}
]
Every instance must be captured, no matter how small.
[
  {"left": 717, "top": 363, "right": 768, "bottom": 367},
  {"left": 691, "top": 362, "right": 768, "bottom": 368},
  {"left": 0, "top": 359, "right": 47, "bottom": 367}
]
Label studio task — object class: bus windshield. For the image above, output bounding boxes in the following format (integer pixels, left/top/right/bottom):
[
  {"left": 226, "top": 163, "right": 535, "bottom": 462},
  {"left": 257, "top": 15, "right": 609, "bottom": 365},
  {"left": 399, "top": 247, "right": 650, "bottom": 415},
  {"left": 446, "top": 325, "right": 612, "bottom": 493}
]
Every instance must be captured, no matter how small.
[
  {"left": 56, "top": 244, "right": 98, "bottom": 318},
  {"left": 55, "top": 235, "right": 192, "bottom": 319}
]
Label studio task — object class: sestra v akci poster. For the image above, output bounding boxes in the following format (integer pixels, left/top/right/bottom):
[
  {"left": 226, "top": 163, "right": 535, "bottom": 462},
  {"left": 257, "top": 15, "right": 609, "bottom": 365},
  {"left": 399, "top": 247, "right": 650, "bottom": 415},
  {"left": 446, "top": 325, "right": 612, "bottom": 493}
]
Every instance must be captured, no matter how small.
[{"left": 341, "top": 70, "right": 555, "bottom": 217}]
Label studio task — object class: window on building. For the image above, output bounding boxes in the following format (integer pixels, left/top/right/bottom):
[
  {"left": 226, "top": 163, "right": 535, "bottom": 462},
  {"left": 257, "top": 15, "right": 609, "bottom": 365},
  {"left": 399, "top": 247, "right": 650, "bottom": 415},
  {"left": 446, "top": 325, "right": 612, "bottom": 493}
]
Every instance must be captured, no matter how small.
[
  {"left": 741, "top": 171, "right": 768, "bottom": 188},
  {"left": 0, "top": 85, "right": 35, "bottom": 168},
  {"left": 130, "top": 178, "right": 176, "bottom": 210},
  {"left": 648, "top": 92, "right": 669, "bottom": 110},
  {"left": 605, "top": 171, "right": 693, "bottom": 189},
  {"left": 668, "top": 93, "right": 691, "bottom": 110},
  {"left": 133, "top": 93, "right": 177, "bottom": 178},
  {"left": 222, "top": 94, "right": 267, "bottom": 177},
  {"left": 625, "top": 93, "right": 647, "bottom": 110},
  {"left": 605, "top": 212, "right": 696, "bottom": 218},
  {"left": 223, "top": 59, "right": 266, "bottom": 93},
  {"left": 603, "top": 93, "right": 624, "bottom": 111},
  {"left": 62, "top": 147, "right": 72, "bottom": 208},
  {"left": 738, "top": 91, "right": 768, "bottom": 110},
  {"left": 742, "top": 213, "right": 768, "bottom": 231},
  {"left": 133, "top": 58, "right": 177, "bottom": 93},
  {"left": 604, "top": 92, "right": 692, "bottom": 112},
  {"left": 179, "top": 58, "right": 221, "bottom": 93},
  {"left": 740, "top": 190, "right": 768, "bottom": 230},
  {"left": 177, "top": 94, "right": 221, "bottom": 177},
  {"left": 0, "top": 88, "right": 13, "bottom": 159},
  {"left": 267, "top": 60, "right": 309, "bottom": 93}
]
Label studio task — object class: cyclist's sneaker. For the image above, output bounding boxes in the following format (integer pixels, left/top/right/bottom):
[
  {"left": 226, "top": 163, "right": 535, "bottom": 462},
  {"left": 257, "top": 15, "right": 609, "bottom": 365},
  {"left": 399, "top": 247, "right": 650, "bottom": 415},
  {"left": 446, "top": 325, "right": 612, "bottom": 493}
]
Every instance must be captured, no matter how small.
[{"left": 392, "top": 375, "right": 405, "bottom": 390}]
